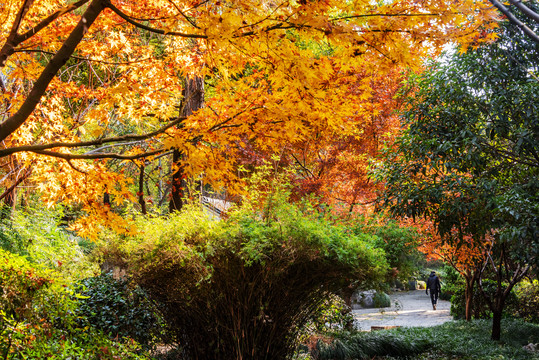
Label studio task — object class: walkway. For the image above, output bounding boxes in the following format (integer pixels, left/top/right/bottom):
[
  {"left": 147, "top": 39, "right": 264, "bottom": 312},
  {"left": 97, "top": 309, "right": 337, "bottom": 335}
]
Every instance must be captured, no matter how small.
[{"left": 352, "top": 290, "right": 453, "bottom": 331}]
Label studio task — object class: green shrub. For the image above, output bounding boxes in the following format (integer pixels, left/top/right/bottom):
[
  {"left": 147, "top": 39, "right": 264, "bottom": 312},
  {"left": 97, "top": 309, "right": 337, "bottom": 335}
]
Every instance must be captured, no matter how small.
[
  {"left": 100, "top": 174, "right": 388, "bottom": 360},
  {"left": 304, "top": 294, "right": 354, "bottom": 334},
  {"left": 350, "top": 218, "right": 423, "bottom": 283},
  {"left": 437, "top": 265, "right": 460, "bottom": 301},
  {"left": 0, "top": 249, "right": 53, "bottom": 324},
  {"left": 0, "top": 208, "right": 98, "bottom": 280},
  {"left": 75, "top": 273, "right": 164, "bottom": 349},
  {"left": 0, "top": 249, "right": 147, "bottom": 360},
  {"left": 511, "top": 280, "right": 539, "bottom": 323},
  {"left": 373, "top": 292, "right": 391, "bottom": 308}
]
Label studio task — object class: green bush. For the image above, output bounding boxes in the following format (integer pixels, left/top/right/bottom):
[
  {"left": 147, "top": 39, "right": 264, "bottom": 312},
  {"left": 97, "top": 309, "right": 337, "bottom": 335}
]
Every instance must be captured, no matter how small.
[
  {"left": 437, "top": 266, "right": 460, "bottom": 301},
  {"left": 511, "top": 280, "right": 539, "bottom": 323},
  {"left": 0, "top": 208, "right": 98, "bottom": 280},
  {"left": 75, "top": 273, "right": 164, "bottom": 349},
  {"left": 100, "top": 174, "right": 388, "bottom": 360},
  {"left": 304, "top": 294, "right": 354, "bottom": 334},
  {"left": 0, "top": 249, "right": 147, "bottom": 360},
  {"left": 373, "top": 292, "right": 391, "bottom": 308},
  {"left": 350, "top": 218, "right": 423, "bottom": 283}
]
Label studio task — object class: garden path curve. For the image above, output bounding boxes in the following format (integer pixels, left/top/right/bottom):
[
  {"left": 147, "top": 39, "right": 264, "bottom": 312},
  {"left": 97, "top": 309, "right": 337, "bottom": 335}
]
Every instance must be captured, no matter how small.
[{"left": 352, "top": 290, "right": 453, "bottom": 331}]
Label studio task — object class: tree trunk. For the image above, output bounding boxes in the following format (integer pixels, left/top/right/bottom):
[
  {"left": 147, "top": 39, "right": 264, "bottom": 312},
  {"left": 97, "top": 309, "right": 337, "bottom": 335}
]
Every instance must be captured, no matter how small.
[
  {"left": 138, "top": 164, "right": 147, "bottom": 215},
  {"left": 1, "top": 186, "right": 16, "bottom": 219},
  {"left": 169, "top": 148, "right": 184, "bottom": 212},
  {"left": 464, "top": 270, "right": 479, "bottom": 321},
  {"left": 491, "top": 306, "right": 503, "bottom": 341},
  {"left": 0, "top": 163, "right": 32, "bottom": 219},
  {"left": 464, "top": 280, "right": 473, "bottom": 321},
  {"left": 169, "top": 76, "right": 204, "bottom": 212}
]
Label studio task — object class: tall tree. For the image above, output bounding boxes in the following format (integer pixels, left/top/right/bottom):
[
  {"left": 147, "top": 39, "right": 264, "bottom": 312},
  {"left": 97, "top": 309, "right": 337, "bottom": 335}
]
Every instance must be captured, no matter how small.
[
  {"left": 376, "top": 19, "right": 538, "bottom": 340},
  {"left": 420, "top": 228, "right": 486, "bottom": 321}
]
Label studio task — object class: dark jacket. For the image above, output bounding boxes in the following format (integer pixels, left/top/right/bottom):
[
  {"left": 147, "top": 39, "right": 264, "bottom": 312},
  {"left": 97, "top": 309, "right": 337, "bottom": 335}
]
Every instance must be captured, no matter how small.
[{"left": 426, "top": 274, "right": 441, "bottom": 293}]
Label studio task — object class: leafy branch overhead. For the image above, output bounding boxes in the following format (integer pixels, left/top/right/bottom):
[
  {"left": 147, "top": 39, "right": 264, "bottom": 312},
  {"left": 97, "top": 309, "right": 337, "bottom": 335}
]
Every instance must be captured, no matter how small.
[{"left": 0, "top": 0, "right": 500, "bottom": 233}]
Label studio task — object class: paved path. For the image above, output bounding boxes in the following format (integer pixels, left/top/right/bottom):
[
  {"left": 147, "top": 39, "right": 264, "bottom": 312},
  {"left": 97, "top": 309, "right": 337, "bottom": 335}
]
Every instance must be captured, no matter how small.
[{"left": 352, "top": 290, "right": 453, "bottom": 331}]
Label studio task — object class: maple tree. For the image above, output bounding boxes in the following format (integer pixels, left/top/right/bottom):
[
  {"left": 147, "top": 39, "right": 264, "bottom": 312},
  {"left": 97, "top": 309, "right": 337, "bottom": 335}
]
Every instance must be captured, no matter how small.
[
  {"left": 282, "top": 67, "right": 405, "bottom": 212},
  {"left": 0, "top": 0, "right": 499, "bottom": 236}
]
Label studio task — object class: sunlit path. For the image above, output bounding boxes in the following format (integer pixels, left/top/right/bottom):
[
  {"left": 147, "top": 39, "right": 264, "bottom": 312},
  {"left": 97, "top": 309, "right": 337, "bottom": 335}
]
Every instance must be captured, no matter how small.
[{"left": 352, "top": 290, "right": 453, "bottom": 331}]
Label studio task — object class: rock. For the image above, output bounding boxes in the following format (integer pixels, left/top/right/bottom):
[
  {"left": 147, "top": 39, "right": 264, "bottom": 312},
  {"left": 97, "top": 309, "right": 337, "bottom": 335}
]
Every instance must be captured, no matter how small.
[{"left": 351, "top": 290, "right": 391, "bottom": 309}]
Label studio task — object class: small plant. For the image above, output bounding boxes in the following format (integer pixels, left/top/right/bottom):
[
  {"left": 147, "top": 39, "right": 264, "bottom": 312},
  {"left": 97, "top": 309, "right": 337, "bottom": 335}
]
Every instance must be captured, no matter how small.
[{"left": 393, "top": 299, "right": 403, "bottom": 313}]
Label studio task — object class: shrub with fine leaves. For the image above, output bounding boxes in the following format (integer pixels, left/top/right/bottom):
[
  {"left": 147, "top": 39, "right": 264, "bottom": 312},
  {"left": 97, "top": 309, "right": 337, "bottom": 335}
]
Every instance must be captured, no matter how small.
[{"left": 101, "top": 175, "right": 387, "bottom": 360}]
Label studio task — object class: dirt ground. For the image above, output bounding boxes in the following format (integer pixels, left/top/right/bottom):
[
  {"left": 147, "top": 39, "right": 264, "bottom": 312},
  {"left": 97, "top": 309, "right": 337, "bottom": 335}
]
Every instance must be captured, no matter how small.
[{"left": 352, "top": 290, "right": 453, "bottom": 331}]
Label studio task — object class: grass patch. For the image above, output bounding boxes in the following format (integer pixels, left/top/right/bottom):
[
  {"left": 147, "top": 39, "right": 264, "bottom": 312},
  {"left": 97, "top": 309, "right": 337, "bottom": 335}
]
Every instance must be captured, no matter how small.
[{"left": 302, "top": 319, "right": 539, "bottom": 359}]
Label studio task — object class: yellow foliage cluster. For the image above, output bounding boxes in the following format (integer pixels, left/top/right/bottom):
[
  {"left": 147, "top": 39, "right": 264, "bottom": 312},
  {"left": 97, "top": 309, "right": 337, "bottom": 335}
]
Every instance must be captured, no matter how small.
[{"left": 0, "top": 0, "right": 500, "bottom": 237}]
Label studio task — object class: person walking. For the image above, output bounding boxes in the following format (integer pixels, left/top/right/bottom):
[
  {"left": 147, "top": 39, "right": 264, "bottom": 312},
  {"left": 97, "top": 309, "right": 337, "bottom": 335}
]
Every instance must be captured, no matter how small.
[{"left": 426, "top": 271, "right": 441, "bottom": 310}]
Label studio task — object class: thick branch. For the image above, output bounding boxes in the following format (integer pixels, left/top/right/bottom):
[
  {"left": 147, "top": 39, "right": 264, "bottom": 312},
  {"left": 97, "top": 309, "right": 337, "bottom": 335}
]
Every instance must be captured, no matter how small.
[
  {"left": 0, "top": 116, "right": 185, "bottom": 158},
  {"left": 15, "top": 49, "right": 151, "bottom": 66},
  {"left": 18, "top": 0, "right": 92, "bottom": 43},
  {"left": 0, "top": 0, "right": 35, "bottom": 67},
  {"left": 489, "top": 0, "right": 539, "bottom": 44},
  {"left": 0, "top": 0, "right": 106, "bottom": 143},
  {"left": 507, "top": 0, "right": 539, "bottom": 23},
  {"left": 333, "top": 13, "right": 441, "bottom": 21},
  {"left": 33, "top": 148, "right": 164, "bottom": 160}
]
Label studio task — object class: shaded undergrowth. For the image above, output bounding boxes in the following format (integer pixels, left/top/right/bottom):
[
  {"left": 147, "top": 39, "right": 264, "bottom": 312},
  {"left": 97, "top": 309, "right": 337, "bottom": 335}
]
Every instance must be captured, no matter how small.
[{"left": 302, "top": 319, "right": 539, "bottom": 360}]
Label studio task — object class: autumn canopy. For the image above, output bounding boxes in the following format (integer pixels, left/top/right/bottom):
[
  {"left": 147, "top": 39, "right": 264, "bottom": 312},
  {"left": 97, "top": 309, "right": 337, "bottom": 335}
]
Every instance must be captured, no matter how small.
[{"left": 0, "top": 0, "right": 498, "bottom": 236}]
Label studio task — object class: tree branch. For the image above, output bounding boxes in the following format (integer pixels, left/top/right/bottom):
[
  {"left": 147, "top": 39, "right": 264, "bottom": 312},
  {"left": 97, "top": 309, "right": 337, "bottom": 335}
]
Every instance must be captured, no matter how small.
[
  {"left": 0, "top": 116, "right": 185, "bottom": 158},
  {"left": 489, "top": 0, "right": 539, "bottom": 44},
  {"left": 0, "top": 166, "right": 32, "bottom": 202},
  {"left": 333, "top": 13, "right": 441, "bottom": 21},
  {"left": 0, "top": 0, "right": 107, "bottom": 143},
  {"left": 15, "top": 49, "right": 152, "bottom": 66},
  {"left": 105, "top": 2, "right": 207, "bottom": 38},
  {"left": 507, "top": 0, "right": 539, "bottom": 23},
  {"left": 33, "top": 148, "right": 164, "bottom": 161},
  {"left": 17, "top": 0, "right": 92, "bottom": 43},
  {"left": 0, "top": 0, "right": 35, "bottom": 67}
]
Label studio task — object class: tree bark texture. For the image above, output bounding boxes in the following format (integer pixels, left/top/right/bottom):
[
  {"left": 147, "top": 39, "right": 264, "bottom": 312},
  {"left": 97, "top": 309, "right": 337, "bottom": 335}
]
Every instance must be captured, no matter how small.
[
  {"left": 169, "top": 76, "right": 204, "bottom": 212},
  {"left": 138, "top": 164, "right": 147, "bottom": 215}
]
